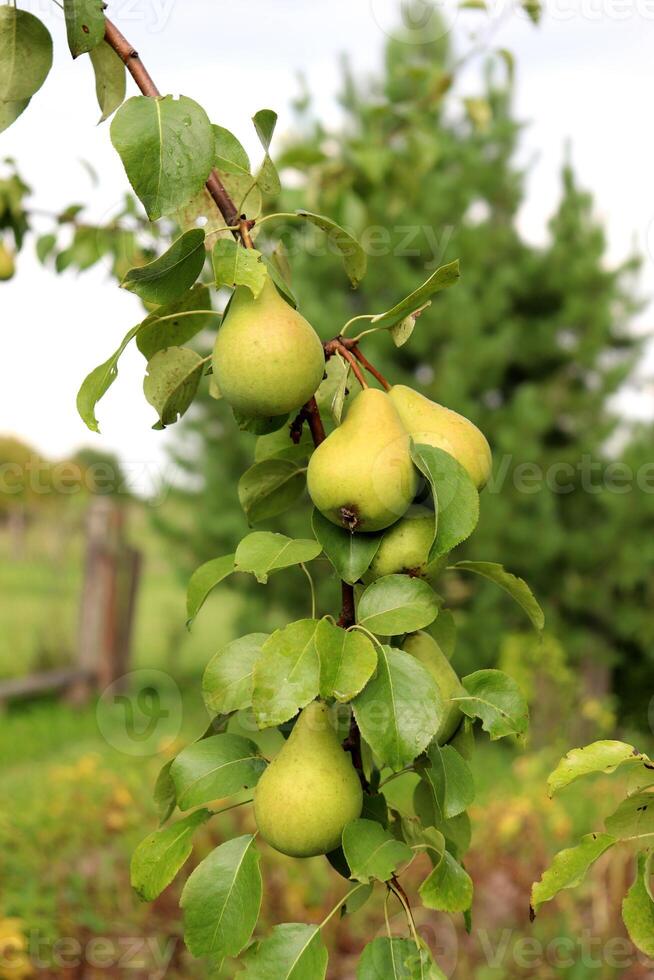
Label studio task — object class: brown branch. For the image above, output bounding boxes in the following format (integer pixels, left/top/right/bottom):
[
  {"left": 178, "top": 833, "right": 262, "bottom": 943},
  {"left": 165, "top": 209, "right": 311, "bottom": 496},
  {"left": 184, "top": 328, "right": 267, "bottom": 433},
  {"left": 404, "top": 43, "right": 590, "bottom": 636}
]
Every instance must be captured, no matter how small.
[
  {"left": 104, "top": 17, "right": 246, "bottom": 243},
  {"left": 337, "top": 582, "right": 355, "bottom": 628}
]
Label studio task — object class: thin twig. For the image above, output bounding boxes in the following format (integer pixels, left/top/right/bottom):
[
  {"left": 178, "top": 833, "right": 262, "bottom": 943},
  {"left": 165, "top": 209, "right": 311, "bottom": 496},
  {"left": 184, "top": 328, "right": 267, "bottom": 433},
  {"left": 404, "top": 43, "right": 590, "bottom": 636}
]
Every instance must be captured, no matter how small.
[
  {"left": 351, "top": 346, "right": 391, "bottom": 391},
  {"left": 337, "top": 344, "right": 368, "bottom": 390}
]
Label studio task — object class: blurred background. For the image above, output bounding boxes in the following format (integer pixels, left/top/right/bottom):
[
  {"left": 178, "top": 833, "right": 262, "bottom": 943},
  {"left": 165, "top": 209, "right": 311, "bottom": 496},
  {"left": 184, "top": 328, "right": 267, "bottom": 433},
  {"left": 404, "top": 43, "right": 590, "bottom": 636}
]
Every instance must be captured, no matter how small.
[{"left": 1, "top": 1, "right": 653, "bottom": 976}]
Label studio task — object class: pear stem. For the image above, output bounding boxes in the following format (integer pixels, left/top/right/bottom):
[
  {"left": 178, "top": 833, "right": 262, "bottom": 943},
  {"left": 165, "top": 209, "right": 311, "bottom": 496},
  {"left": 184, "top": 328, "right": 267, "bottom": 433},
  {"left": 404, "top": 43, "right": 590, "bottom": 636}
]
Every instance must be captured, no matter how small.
[
  {"left": 351, "top": 347, "right": 391, "bottom": 391},
  {"left": 336, "top": 345, "right": 368, "bottom": 390}
]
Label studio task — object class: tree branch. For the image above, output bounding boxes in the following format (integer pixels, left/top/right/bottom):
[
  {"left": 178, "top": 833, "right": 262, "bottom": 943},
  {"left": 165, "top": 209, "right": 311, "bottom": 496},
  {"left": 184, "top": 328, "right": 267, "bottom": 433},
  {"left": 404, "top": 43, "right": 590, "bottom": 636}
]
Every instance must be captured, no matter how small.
[{"left": 104, "top": 17, "right": 245, "bottom": 243}]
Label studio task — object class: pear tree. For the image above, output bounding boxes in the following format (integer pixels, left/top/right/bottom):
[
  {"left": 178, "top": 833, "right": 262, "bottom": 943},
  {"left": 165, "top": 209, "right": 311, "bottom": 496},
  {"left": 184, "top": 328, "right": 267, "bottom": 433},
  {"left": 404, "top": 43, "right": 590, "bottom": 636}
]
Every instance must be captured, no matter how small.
[{"left": 3, "top": 2, "right": 654, "bottom": 975}]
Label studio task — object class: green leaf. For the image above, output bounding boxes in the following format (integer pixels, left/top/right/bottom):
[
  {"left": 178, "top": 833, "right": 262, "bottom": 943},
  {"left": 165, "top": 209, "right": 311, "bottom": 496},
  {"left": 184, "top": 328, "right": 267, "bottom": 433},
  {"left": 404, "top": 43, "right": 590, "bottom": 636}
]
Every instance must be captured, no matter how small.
[
  {"left": 357, "top": 938, "right": 442, "bottom": 979},
  {"left": 413, "top": 783, "right": 472, "bottom": 859},
  {"left": 296, "top": 210, "right": 367, "bottom": 287},
  {"left": 186, "top": 554, "right": 235, "bottom": 627},
  {"left": 89, "top": 42, "right": 126, "bottom": 122},
  {"left": 63, "top": 0, "right": 105, "bottom": 57},
  {"left": 605, "top": 793, "right": 654, "bottom": 844},
  {"left": 0, "top": 97, "right": 30, "bottom": 135},
  {"left": 316, "top": 619, "right": 377, "bottom": 702},
  {"left": 342, "top": 819, "right": 412, "bottom": 883},
  {"left": 122, "top": 229, "right": 206, "bottom": 306},
  {"left": 450, "top": 561, "right": 544, "bottom": 631},
  {"left": 214, "top": 124, "right": 250, "bottom": 175},
  {"left": 131, "top": 808, "right": 212, "bottom": 902},
  {"left": 357, "top": 575, "right": 439, "bottom": 636},
  {"left": 153, "top": 759, "right": 176, "bottom": 825},
  {"left": 238, "top": 459, "right": 306, "bottom": 524},
  {"left": 353, "top": 646, "right": 444, "bottom": 771},
  {"left": 457, "top": 669, "right": 529, "bottom": 740},
  {"left": 623, "top": 854, "right": 654, "bottom": 959},
  {"left": 547, "top": 741, "right": 650, "bottom": 797},
  {"left": 252, "top": 109, "right": 278, "bottom": 150},
  {"left": 170, "top": 733, "right": 266, "bottom": 810},
  {"left": 252, "top": 619, "right": 320, "bottom": 727},
  {"left": 240, "top": 923, "right": 328, "bottom": 980},
  {"left": 531, "top": 834, "right": 615, "bottom": 912},
  {"left": 181, "top": 835, "right": 262, "bottom": 959},
  {"left": 0, "top": 8, "right": 53, "bottom": 102},
  {"left": 234, "top": 532, "right": 322, "bottom": 584},
  {"left": 370, "top": 261, "right": 460, "bottom": 330},
  {"left": 255, "top": 426, "right": 311, "bottom": 463},
  {"left": 390, "top": 302, "right": 431, "bottom": 349},
  {"left": 212, "top": 240, "right": 267, "bottom": 297},
  {"left": 264, "top": 254, "right": 297, "bottom": 308},
  {"left": 419, "top": 849, "right": 473, "bottom": 913},
  {"left": 312, "top": 510, "right": 382, "bottom": 585},
  {"left": 411, "top": 445, "right": 479, "bottom": 560},
  {"left": 234, "top": 411, "right": 290, "bottom": 436},
  {"left": 420, "top": 743, "right": 475, "bottom": 820},
  {"left": 111, "top": 95, "right": 214, "bottom": 220},
  {"left": 341, "top": 883, "right": 373, "bottom": 918},
  {"left": 315, "top": 352, "right": 350, "bottom": 425},
  {"left": 203, "top": 633, "right": 269, "bottom": 715},
  {"left": 143, "top": 347, "right": 205, "bottom": 430},
  {"left": 77, "top": 322, "right": 141, "bottom": 432},
  {"left": 136, "top": 285, "right": 216, "bottom": 361}
]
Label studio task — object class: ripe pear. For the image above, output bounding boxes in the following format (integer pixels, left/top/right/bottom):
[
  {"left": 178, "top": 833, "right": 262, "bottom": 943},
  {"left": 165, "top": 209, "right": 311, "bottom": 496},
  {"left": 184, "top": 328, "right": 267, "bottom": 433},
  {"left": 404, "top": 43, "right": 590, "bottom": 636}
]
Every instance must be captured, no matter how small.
[
  {"left": 364, "top": 505, "right": 436, "bottom": 581},
  {"left": 0, "top": 241, "right": 15, "bottom": 281},
  {"left": 307, "top": 388, "right": 417, "bottom": 532},
  {"left": 254, "top": 701, "right": 362, "bottom": 857},
  {"left": 212, "top": 277, "right": 325, "bottom": 418},
  {"left": 403, "top": 631, "right": 464, "bottom": 744},
  {"left": 389, "top": 385, "right": 492, "bottom": 489}
]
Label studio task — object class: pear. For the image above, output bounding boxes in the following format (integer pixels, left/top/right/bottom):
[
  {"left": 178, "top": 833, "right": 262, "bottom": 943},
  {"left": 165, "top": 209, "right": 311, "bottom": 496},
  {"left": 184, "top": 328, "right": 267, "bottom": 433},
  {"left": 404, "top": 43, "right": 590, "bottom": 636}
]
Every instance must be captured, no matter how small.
[
  {"left": 213, "top": 277, "right": 325, "bottom": 418},
  {"left": 307, "top": 388, "right": 417, "bottom": 532},
  {"left": 254, "top": 701, "right": 362, "bottom": 857},
  {"left": 364, "top": 505, "right": 437, "bottom": 581},
  {"left": 402, "top": 631, "right": 464, "bottom": 743},
  {"left": 0, "top": 241, "right": 15, "bottom": 281},
  {"left": 389, "top": 385, "right": 492, "bottom": 490}
]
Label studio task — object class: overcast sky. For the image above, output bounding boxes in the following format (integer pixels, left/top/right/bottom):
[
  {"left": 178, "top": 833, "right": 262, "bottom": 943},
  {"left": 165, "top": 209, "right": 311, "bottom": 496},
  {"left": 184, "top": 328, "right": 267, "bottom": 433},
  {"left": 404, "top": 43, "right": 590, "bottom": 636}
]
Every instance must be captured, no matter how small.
[{"left": 2, "top": 0, "right": 653, "bottom": 493}]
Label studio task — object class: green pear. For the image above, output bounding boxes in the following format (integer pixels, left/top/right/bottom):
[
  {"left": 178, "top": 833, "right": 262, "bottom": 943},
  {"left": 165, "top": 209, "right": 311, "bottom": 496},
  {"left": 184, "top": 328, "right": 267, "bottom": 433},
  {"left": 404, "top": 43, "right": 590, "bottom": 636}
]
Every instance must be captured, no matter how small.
[
  {"left": 389, "top": 384, "right": 492, "bottom": 489},
  {"left": 307, "top": 388, "right": 417, "bottom": 532},
  {"left": 254, "top": 701, "right": 362, "bottom": 857},
  {"left": 0, "top": 241, "right": 15, "bottom": 281},
  {"left": 364, "top": 505, "right": 437, "bottom": 581},
  {"left": 212, "top": 277, "right": 325, "bottom": 418},
  {"left": 402, "top": 630, "right": 464, "bottom": 743}
]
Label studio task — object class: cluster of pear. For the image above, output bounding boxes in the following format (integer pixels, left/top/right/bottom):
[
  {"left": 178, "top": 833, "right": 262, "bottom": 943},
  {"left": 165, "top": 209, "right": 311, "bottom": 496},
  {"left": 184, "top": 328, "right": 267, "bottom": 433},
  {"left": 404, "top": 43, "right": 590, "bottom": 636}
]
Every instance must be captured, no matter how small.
[
  {"left": 308, "top": 384, "right": 491, "bottom": 570},
  {"left": 253, "top": 631, "right": 464, "bottom": 859},
  {"left": 215, "top": 279, "right": 488, "bottom": 858},
  {"left": 0, "top": 240, "right": 15, "bottom": 281}
]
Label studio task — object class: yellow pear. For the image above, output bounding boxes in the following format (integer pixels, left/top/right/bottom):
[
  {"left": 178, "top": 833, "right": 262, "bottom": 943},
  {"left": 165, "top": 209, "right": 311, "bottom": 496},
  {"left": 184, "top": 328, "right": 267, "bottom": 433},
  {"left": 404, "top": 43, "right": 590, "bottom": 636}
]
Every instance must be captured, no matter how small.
[
  {"left": 213, "top": 277, "right": 325, "bottom": 418},
  {"left": 0, "top": 241, "right": 15, "bottom": 281},
  {"left": 389, "top": 384, "right": 492, "bottom": 489},
  {"left": 403, "top": 630, "right": 464, "bottom": 743},
  {"left": 307, "top": 388, "right": 417, "bottom": 532},
  {"left": 364, "top": 505, "right": 437, "bottom": 581},
  {"left": 254, "top": 701, "right": 362, "bottom": 857}
]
